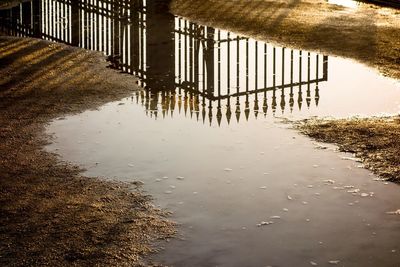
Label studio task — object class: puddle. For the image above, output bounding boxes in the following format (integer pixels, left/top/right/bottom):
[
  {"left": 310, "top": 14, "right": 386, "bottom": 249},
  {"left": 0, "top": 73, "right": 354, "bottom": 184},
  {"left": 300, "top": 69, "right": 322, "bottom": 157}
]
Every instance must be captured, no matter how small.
[{"left": 2, "top": 0, "right": 400, "bottom": 266}]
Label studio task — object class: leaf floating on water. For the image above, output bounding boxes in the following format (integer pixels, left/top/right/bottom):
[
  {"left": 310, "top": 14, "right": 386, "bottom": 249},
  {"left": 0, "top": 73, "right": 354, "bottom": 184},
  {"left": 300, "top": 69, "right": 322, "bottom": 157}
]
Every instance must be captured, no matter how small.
[
  {"left": 176, "top": 176, "right": 185, "bottom": 180},
  {"left": 287, "top": 195, "right": 293, "bottom": 200},
  {"left": 360, "top": 193, "right": 369, "bottom": 197},
  {"left": 257, "top": 221, "right": 274, "bottom": 227},
  {"left": 169, "top": 185, "right": 176, "bottom": 189},
  {"left": 155, "top": 178, "right": 162, "bottom": 182},
  {"left": 386, "top": 209, "right": 400, "bottom": 215},
  {"left": 283, "top": 208, "right": 289, "bottom": 212},
  {"left": 315, "top": 193, "right": 321, "bottom": 196},
  {"left": 324, "top": 179, "right": 335, "bottom": 184},
  {"left": 328, "top": 260, "right": 340, "bottom": 265},
  {"left": 302, "top": 201, "right": 308, "bottom": 205},
  {"left": 193, "top": 192, "right": 198, "bottom": 194},
  {"left": 263, "top": 172, "right": 269, "bottom": 175},
  {"left": 224, "top": 168, "right": 233, "bottom": 172},
  {"left": 313, "top": 165, "right": 319, "bottom": 168},
  {"left": 128, "top": 164, "right": 134, "bottom": 167},
  {"left": 310, "top": 261, "right": 318, "bottom": 266},
  {"left": 260, "top": 186, "right": 267, "bottom": 190},
  {"left": 306, "top": 219, "right": 311, "bottom": 222},
  {"left": 344, "top": 185, "right": 355, "bottom": 189},
  {"left": 162, "top": 176, "right": 169, "bottom": 179}
]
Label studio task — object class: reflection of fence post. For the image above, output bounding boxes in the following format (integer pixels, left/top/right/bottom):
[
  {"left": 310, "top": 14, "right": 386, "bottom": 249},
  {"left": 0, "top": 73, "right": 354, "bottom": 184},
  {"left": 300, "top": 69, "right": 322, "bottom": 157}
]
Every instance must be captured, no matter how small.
[
  {"left": 323, "top": 55, "right": 328, "bottom": 80},
  {"left": 71, "top": 1, "right": 79, "bottom": 46},
  {"left": 205, "top": 27, "right": 215, "bottom": 96},
  {"left": 146, "top": 0, "right": 174, "bottom": 90},
  {"left": 32, "top": 0, "right": 41, "bottom": 38}
]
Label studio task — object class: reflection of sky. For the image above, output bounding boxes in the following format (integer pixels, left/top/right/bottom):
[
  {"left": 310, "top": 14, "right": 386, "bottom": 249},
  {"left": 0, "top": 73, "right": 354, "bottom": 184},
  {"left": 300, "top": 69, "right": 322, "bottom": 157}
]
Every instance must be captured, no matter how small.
[{"left": 328, "top": 0, "right": 359, "bottom": 8}]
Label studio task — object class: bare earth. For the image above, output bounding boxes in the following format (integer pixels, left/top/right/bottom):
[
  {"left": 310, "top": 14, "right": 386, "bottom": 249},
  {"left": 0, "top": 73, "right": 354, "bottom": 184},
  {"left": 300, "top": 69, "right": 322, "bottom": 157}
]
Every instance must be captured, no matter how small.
[
  {"left": 171, "top": 0, "right": 400, "bottom": 79},
  {"left": 0, "top": 36, "right": 175, "bottom": 267},
  {"left": 297, "top": 117, "right": 400, "bottom": 182}
]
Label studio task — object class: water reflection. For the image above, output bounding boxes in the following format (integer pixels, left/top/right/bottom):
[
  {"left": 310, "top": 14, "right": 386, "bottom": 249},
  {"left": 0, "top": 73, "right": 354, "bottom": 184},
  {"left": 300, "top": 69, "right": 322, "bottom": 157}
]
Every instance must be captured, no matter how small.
[{"left": 0, "top": 0, "right": 329, "bottom": 124}]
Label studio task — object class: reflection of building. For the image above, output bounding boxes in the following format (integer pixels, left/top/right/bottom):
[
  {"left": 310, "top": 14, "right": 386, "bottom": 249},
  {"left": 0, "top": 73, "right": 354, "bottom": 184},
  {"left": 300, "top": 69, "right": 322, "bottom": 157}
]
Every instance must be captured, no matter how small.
[{"left": 0, "top": 0, "right": 328, "bottom": 125}]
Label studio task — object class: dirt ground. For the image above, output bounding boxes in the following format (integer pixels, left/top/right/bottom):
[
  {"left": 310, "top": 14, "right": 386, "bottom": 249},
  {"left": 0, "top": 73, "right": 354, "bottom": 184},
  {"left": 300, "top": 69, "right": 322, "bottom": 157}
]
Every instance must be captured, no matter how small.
[
  {"left": 297, "top": 117, "right": 400, "bottom": 182},
  {"left": 0, "top": 36, "right": 175, "bottom": 266},
  {"left": 171, "top": 0, "right": 400, "bottom": 80}
]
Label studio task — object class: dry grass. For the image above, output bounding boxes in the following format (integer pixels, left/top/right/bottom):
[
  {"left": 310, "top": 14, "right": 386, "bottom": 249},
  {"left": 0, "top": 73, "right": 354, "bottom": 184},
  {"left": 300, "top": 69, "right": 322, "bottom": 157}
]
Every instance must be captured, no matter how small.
[
  {"left": 0, "top": 36, "right": 175, "bottom": 267},
  {"left": 297, "top": 117, "right": 400, "bottom": 182}
]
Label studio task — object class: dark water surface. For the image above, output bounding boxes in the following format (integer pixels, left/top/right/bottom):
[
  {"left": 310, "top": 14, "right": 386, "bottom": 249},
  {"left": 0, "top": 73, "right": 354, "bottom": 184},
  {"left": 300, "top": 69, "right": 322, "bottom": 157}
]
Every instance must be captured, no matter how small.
[{"left": 2, "top": 1, "right": 400, "bottom": 266}]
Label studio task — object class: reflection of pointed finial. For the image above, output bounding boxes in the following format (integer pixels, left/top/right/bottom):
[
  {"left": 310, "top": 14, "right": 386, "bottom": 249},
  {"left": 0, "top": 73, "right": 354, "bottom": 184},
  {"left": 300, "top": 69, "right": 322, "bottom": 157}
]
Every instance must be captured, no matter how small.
[
  {"left": 226, "top": 106, "right": 232, "bottom": 124},
  {"left": 208, "top": 105, "right": 213, "bottom": 126},
  {"left": 178, "top": 95, "right": 182, "bottom": 113},
  {"left": 202, "top": 105, "right": 206, "bottom": 124},
  {"left": 315, "top": 85, "right": 320, "bottom": 106},
  {"left": 289, "top": 92, "right": 294, "bottom": 113},
  {"left": 272, "top": 95, "right": 277, "bottom": 115},
  {"left": 298, "top": 91, "right": 303, "bottom": 110},
  {"left": 280, "top": 93, "right": 286, "bottom": 114},
  {"left": 254, "top": 99, "right": 259, "bottom": 119},
  {"left": 263, "top": 98, "right": 268, "bottom": 117},
  {"left": 217, "top": 107, "right": 222, "bottom": 126},
  {"left": 235, "top": 104, "right": 241, "bottom": 123}
]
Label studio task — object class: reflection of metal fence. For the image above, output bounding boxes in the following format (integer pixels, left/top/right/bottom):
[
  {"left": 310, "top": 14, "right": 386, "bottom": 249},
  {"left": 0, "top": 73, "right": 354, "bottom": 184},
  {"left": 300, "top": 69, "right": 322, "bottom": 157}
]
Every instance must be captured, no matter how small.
[{"left": 0, "top": 0, "right": 329, "bottom": 124}]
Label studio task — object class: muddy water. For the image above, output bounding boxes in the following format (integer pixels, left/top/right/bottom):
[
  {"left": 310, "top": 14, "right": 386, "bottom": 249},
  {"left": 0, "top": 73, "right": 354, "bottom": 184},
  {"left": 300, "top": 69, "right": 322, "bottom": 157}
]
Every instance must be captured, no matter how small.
[{"left": 2, "top": 0, "right": 400, "bottom": 266}]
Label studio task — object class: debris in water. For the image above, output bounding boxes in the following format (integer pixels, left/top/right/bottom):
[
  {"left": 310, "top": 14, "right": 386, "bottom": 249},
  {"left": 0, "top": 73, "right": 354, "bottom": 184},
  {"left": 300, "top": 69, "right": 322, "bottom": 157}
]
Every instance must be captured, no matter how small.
[
  {"left": 324, "top": 179, "right": 335, "bottom": 184},
  {"left": 283, "top": 208, "right": 289, "bottom": 212},
  {"left": 306, "top": 219, "right": 311, "bottom": 222},
  {"left": 384, "top": 182, "right": 389, "bottom": 185},
  {"left": 386, "top": 209, "right": 400, "bottom": 215},
  {"left": 260, "top": 186, "right": 267, "bottom": 190},
  {"left": 344, "top": 185, "right": 355, "bottom": 189},
  {"left": 257, "top": 221, "right": 274, "bottom": 227},
  {"left": 270, "top": 216, "right": 281, "bottom": 219},
  {"left": 341, "top": 156, "right": 362, "bottom": 162},
  {"left": 347, "top": 189, "right": 360, "bottom": 193},
  {"left": 307, "top": 185, "right": 314, "bottom": 188},
  {"left": 164, "top": 191, "right": 173, "bottom": 194},
  {"left": 348, "top": 203, "right": 354, "bottom": 206},
  {"left": 263, "top": 172, "right": 269, "bottom": 175},
  {"left": 169, "top": 185, "right": 176, "bottom": 189},
  {"left": 118, "top": 102, "right": 125, "bottom": 105},
  {"left": 310, "top": 261, "right": 318, "bottom": 266},
  {"left": 373, "top": 178, "right": 386, "bottom": 181},
  {"left": 287, "top": 195, "right": 293, "bottom": 200},
  {"left": 177, "top": 176, "right": 185, "bottom": 180},
  {"left": 128, "top": 164, "right": 134, "bottom": 167},
  {"left": 224, "top": 168, "right": 233, "bottom": 172},
  {"left": 392, "top": 250, "right": 396, "bottom": 253},
  {"left": 360, "top": 193, "right": 369, "bottom": 197},
  {"left": 328, "top": 260, "right": 340, "bottom": 265},
  {"left": 162, "top": 176, "right": 168, "bottom": 179},
  {"left": 333, "top": 186, "right": 344, "bottom": 190},
  {"left": 193, "top": 192, "right": 198, "bottom": 194},
  {"left": 315, "top": 193, "right": 321, "bottom": 196},
  {"left": 242, "top": 227, "right": 247, "bottom": 230},
  {"left": 155, "top": 178, "right": 162, "bottom": 182},
  {"left": 260, "top": 152, "right": 265, "bottom": 155},
  {"left": 313, "top": 165, "right": 319, "bottom": 168},
  {"left": 302, "top": 201, "right": 308, "bottom": 205}
]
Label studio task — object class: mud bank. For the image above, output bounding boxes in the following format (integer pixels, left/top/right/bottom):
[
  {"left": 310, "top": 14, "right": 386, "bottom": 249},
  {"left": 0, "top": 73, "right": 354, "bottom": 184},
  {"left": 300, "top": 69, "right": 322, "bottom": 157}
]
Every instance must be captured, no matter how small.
[
  {"left": 0, "top": 36, "right": 175, "bottom": 266},
  {"left": 171, "top": 0, "right": 400, "bottom": 79},
  {"left": 297, "top": 117, "right": 400, "bottom": 182}
]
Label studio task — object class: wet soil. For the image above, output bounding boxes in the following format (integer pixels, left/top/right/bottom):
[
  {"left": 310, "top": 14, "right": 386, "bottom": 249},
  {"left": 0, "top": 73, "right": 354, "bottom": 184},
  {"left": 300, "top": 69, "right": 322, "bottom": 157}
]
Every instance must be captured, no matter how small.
[
  {"left": 297, "top": 117, "right": 400, "bottom": 182},
  {"left": 171, "top": 0, "right": 400, "bottom": 80},
  {"left": 0, "top": 36, "right": 175, "bottom": 266}
]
